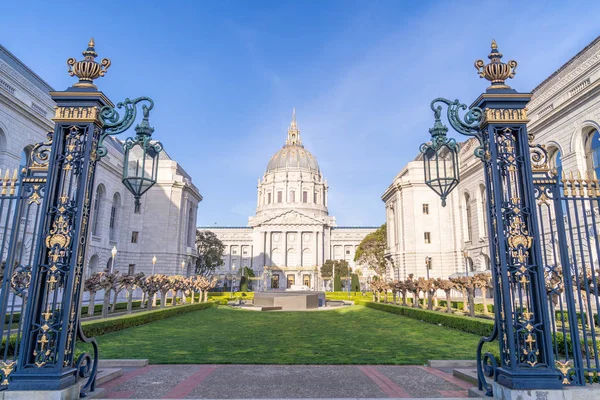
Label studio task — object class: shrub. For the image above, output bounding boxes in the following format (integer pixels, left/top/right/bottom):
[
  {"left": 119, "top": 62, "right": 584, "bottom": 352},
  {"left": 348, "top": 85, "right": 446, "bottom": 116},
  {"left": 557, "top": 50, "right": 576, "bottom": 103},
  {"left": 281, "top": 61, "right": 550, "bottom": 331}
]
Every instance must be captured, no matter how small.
[
  {"left": 82, "top": 302, "right": 217, "bottom": 337},
  {"left": 355, "top": 300, "right": 494, "bottom": 337}
]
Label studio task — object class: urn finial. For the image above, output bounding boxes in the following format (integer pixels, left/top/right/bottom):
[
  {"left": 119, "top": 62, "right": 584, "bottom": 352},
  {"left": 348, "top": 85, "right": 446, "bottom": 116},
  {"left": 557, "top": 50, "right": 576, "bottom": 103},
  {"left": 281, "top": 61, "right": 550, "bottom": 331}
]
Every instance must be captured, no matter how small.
[
  {"left": 475, "top": 40, "right": 517, "bottom": 89},
  {"left": 66, "top": 38, "right": 111, "bottom": 89}
]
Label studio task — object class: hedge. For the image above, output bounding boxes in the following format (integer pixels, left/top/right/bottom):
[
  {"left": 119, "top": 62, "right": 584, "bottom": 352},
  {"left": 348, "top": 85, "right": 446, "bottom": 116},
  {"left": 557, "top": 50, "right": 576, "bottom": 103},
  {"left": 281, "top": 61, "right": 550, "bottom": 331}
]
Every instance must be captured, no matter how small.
[
  {"left": 207, "top": 292, "right": 255, "bottom": 299},
  {"left": 355, "top": 300, "right": 495, "bottom": 337},
  {"left": 81, "top": 302, "right": 217, "bottom": 337}
]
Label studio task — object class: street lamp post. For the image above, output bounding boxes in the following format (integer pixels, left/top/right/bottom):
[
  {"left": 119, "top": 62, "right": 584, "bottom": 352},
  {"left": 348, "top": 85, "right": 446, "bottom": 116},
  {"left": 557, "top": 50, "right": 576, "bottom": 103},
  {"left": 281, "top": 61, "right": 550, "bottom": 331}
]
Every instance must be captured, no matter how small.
[
  {"left": 230, "top": 263, "right": 236, "bottom": 298},
  {"left": 419, "top": 41, "right": 560, "bottom": 393},
  {"left": 425, "top": 256, "right": 432, "bottom": 280},
  {"left": 110, "top": 245, "right": 117, "bottom": 274},
  {"left": 152, "top": 255, "right": 157, "bottom": 275}
]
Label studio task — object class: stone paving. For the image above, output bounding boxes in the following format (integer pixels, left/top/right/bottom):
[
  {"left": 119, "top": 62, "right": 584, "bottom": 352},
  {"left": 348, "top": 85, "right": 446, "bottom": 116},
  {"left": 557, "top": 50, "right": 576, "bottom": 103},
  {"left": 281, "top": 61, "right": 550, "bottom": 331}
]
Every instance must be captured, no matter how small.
[{"left": 94, "top": 364, "right": 475, "bottom": 399}]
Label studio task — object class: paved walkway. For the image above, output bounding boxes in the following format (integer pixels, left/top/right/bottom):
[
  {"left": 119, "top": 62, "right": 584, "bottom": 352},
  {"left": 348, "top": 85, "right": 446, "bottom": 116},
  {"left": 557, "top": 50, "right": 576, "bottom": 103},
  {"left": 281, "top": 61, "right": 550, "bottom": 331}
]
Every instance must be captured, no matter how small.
[{"left": 95, "top": 364, "right": 475, "bottom": 399}]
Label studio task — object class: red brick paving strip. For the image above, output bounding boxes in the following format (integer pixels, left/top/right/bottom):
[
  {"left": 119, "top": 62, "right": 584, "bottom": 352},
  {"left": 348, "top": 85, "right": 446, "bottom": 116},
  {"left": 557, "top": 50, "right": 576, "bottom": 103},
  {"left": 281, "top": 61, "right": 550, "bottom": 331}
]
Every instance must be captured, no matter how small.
[
  {"left": 162, "top": 365, "right": 218, "bottom": 399},
  {"left": 358, "top": 366, "right": 412, "bottom": 398},
  {"left": 99, "top": 365, "right": 157, "bottom": 391},
  {"left": 418, "top": 366, "right": 472, "bottom": 390}
]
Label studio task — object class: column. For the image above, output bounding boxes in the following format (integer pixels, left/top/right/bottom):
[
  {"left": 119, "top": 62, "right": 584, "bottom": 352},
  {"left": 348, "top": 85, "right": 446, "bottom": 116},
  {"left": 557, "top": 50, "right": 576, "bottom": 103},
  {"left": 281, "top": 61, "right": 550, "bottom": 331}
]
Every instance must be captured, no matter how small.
[
  {"left": 315, "top": 231, "right": 319, "bottom": 266},
  {"left": 283, "top": 231, "right": 287, "bottom": 267}
]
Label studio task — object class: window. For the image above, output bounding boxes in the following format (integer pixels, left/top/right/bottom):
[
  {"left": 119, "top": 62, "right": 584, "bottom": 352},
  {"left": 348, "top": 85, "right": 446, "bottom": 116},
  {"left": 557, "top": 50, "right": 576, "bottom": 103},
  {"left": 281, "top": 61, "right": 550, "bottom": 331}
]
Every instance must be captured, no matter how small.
[
  {"left": 131, "top": 231, "right": 139, "bottom": 243},
  {"left": 232, "top": 247, "right": 238, "bottom": 255},
  {"left": 479, "top": 185, "right": 488, "bottom": 237},
  {"left": 346, "top": 249, "right": 351, "bottom": 255},
  {"left": 242, "top": 247, "right": 248, "bottom": 256},
  {"left": 92, "top": 185, "right": 105, "bottom": 236},
  {"left": 303, "top": 274, "right": 311, "bottom": 287},
  {"left": 586, "top": 130, "right": 600, "bottom": 178},
  {"left": 128, "top": 264, "right": 135, "bottom": 275},
  {"left": 20, "top": 146, "right": 33, "bottom": 170},
  {"left": 134, "top": 201, "right": 141, "bottom": 214},
  {"left": 268, "top": 192, "right": 272, "bottom": 204},
  {"left": 277, "top": 191, "right": 282, "bottom": 203},
  {"left": 109, "top": 193, "right": 120, "bottom": 241},
  {"left": 423, "top": 204, "right": 429, "bottom": 215},
  {"left": 313, "top": 192, "right": 317, "bottom": 203},
  {"left": 302, "top": 191, "right": 308, "bottom": 203},
  {"left": 271, "top": 274, "right": 279, "bottom": 289},
  {"left": 271, "top": 249, "right": 280, "bottom": 266},
  {"left": 287, "top": 249, "right": 296, "bottom": 267},
  {"left": 464, "top": 193, "right": 473, "bottom": 242},
  {"left": 424, "top": 232, "right": 431, "bottom": 244},
  {"left": 290, "top": 191, "right": 295, "bottom": 203},
  {"left": 302, "top": 248, "right": 312, "bottom": 267}
]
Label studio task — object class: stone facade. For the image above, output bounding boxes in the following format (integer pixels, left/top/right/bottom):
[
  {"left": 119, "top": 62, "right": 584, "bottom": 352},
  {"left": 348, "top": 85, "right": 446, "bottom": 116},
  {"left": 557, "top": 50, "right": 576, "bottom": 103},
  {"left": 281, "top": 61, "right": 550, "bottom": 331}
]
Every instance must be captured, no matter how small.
[
  {"left": 0, "top": 44, "right": 202, "bottom": 278},
  {"left": 382, "top": 35, "right": 600, "bottom": 280},
  {"left": 202, "top": 110, "right": 376, "bottom": 290}
]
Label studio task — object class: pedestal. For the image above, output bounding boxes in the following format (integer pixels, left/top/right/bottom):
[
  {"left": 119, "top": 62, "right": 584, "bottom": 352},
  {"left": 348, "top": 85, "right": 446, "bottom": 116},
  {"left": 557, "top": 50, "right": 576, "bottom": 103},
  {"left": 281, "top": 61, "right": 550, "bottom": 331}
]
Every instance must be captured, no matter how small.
[
  {"left": 4, "top": 382, "right": 81, "bottom": 400},
  {"left": 493, "top": 382, "right": 600, "bottom": 400}
]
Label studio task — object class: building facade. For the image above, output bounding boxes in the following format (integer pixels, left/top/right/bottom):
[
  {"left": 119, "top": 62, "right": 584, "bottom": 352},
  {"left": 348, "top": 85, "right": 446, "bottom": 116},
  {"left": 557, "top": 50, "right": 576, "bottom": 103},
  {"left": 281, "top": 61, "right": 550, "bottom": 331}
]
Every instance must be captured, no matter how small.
[
  {"left": 0, "top": 44, "right": 202, "bottom": 278},
  {"left": 202, "top": 110, "right": 376, "bottom": 290},
  {"left": 383, "top": 35, "right": 600, "bottom": 280}
]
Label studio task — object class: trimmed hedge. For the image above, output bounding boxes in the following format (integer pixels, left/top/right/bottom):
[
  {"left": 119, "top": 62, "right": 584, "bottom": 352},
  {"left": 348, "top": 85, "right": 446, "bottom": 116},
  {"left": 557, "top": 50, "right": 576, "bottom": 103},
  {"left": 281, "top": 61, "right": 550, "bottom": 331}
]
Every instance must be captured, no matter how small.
[
  {"left": 355, "top": 300, "right": 494, "bottom": 337},
  {"left": 81, "top": 302, "right": 217, "bottom": 337},
  {"left": 208, "top": 292, "right": 255, "bottom": 300}
]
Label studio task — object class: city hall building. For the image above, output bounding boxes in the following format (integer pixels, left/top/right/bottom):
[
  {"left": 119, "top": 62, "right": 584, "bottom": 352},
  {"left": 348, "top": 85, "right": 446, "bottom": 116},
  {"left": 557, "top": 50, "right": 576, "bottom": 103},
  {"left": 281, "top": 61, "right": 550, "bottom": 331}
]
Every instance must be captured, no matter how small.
[{"left": 201, "top": 110, "right": 376, "bottom": 290}]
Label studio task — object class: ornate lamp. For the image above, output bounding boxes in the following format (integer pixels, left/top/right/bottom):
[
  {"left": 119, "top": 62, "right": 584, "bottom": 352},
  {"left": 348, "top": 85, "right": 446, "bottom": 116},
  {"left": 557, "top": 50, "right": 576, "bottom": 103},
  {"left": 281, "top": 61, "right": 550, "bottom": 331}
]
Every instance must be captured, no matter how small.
[
  {"left": 420, "top": 107, "right": 459, "bottom": 207},
  {"left": 100, "top": 97, "right": 163, "bottom": 207}
]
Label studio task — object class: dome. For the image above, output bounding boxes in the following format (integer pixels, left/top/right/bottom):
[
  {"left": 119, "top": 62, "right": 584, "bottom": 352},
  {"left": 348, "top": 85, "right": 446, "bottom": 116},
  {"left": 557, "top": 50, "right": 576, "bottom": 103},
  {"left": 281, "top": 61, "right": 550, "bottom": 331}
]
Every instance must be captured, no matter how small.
[
  {"left": 266, "top": 145, "right": 320, "bottom": 173},
  {"left": 265, "top": 108, "right": 320, "bottom": 174}
]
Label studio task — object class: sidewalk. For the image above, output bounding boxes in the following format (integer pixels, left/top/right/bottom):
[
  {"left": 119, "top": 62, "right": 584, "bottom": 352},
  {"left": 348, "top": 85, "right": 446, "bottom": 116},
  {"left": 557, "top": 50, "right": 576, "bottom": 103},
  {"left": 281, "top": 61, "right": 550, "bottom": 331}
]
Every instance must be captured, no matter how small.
[{"left": 94, "top": 364, "right": 477, "bottom": 399}]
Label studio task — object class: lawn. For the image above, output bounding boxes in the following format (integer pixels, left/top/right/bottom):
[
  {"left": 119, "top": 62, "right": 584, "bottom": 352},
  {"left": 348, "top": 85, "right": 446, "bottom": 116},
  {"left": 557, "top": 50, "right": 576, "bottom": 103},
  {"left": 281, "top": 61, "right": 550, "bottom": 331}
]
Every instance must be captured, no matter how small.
[{"left": 88, "top": 305, "right": 484, "bottom": 364}]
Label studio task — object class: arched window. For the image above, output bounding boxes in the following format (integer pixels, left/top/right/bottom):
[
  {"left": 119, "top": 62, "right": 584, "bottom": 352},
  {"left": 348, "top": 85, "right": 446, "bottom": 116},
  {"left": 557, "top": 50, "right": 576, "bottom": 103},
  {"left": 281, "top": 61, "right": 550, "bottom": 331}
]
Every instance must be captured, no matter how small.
[
  {"left": 479, "top": 185, "right": 487, "bottom": 238},
  {"left": 271, "top": 249, "right": 281, "bottom": 267},
  {"left": 585, "top": 130, "right": 600, "bottom": 178},
  {"left": 92, "top": 185, "right": 105, "bottom": 237},
  {"left": 287, "top": 249, "right": 296, "bottom": 267},
  {"left": 88, "top": 254, "right": 99, "bottom": 278},
  {"left": 109, "top": 193, "right": 121, "bottom": 241},
  {"left": 549, "top": 147, "right": 563, "bottom": 177},
  {"left": 302, "top": 248, "right": 312, "bottom": 267},
  {"left": 20, "top": 145, "right": 33, "bottom": 170},
  {"left": 187, "top": 206, "right": 195, "bottom": 246},
  {"left": 464, "top": 193, "right": 472, "bottom": 242}
]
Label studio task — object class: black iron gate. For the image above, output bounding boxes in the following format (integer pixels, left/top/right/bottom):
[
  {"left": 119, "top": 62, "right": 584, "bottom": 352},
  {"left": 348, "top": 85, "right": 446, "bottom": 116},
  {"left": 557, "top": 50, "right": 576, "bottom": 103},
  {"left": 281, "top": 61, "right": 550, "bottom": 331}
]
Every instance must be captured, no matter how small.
[
  {"left": 533, "top": 143, "right": 600, "bottom": 385},
  {"left": 0, "top": 134, "right": 51, "bottom": 388}
]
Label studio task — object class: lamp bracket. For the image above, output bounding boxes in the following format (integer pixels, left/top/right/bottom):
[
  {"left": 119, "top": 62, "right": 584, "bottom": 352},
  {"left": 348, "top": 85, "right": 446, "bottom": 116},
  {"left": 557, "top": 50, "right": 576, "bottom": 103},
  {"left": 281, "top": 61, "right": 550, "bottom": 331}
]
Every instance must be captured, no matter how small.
[{"left": 98, "top": 96, "right": 155, "bottom": 158}]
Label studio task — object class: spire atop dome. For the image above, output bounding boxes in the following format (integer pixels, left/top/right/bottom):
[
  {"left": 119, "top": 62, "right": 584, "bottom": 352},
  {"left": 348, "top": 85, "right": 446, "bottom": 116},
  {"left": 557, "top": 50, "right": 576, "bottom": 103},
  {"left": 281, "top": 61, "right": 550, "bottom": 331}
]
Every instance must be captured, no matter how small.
[{"left": 286, "top": 107, "right": 302, "bottom": 146}]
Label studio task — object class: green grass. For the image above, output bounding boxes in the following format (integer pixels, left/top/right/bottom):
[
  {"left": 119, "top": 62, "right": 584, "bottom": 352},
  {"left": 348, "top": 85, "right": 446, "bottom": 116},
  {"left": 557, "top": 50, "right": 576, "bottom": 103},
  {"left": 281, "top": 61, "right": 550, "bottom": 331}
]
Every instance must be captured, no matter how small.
[{"left": 89, "top": 305, "right": 484, "bottom": 364}]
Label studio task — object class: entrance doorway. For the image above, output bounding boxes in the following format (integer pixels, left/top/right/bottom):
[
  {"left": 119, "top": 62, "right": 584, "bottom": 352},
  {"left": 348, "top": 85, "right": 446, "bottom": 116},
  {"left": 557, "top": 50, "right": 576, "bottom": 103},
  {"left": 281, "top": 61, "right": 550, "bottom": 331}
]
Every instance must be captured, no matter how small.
[
  {"left": 303, "top": 274, "right": 310, "bottom": 287},
  {"left": 271, "top": 274, "right": 279, "bottom": 289},
  {"left": 287, "top": 274, "right": 295, "bottom": 288}
]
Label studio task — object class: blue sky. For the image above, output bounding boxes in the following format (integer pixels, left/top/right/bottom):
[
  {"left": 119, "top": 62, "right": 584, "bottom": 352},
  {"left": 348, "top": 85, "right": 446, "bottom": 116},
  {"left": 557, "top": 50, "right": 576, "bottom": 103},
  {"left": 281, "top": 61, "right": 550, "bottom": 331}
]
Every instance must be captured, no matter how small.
[{"left": 1, "top": 1, "right": 599, "bottom": 226}]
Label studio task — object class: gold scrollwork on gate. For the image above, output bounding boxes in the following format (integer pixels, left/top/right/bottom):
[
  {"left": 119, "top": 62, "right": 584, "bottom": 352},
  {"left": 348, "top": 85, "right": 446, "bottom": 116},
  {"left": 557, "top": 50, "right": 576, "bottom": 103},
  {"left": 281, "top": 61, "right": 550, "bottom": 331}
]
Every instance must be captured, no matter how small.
[
  {"left": 0, "top": 361, "right": 15, "bottom": 385},
  {"left": 483, "top": 108, "right": 530, "bottom": 125}
]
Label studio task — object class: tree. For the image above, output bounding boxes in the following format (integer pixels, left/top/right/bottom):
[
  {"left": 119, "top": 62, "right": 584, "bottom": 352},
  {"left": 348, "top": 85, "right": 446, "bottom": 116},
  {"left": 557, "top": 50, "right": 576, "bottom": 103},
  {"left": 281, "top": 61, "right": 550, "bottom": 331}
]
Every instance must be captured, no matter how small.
[
  {"left": 437, "top": 279, "right": 455, "bottom": 313},
  {"left": 334, "top": 274, "right": 342, "bottom": 292},
  {"left": 450, "top": 276, "right": 476, "bottom": 317},
  {"left": 195, "top": 230, "right": 225, "bottom": 276},
  {"left": 475, "top": 273, "right": 492, "bottom": 315},
  {"left": 351, "top": 274, "right": 360, "bottom": 293},
  {"left": 320, "top": 260, "right": 350, "bottom": 278},
  {"left": 84, "top": 273, "right": 103, "bottom": 317},
  {"left": 354, "top": 224, "right": 387, "bottom": 276},
  {"left": 121, "top": 274, "right": 138, "bottom": 314},
  {"left": 404, "top": 274, "right": 420, "bottom": 308}
]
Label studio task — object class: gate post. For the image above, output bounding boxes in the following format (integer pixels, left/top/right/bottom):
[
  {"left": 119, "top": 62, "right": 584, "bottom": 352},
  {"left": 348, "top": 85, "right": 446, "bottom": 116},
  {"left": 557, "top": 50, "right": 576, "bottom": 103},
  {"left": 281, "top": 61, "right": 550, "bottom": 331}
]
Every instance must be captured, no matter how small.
[
  {"left": 473, "top": 89, "right": 561, "bottom": 390},
  {"left": 8, "top": 40, "right": 112, "bottom": 392},
  {"left": 420, "top": 41, "right": 561, "bottom": 393}
]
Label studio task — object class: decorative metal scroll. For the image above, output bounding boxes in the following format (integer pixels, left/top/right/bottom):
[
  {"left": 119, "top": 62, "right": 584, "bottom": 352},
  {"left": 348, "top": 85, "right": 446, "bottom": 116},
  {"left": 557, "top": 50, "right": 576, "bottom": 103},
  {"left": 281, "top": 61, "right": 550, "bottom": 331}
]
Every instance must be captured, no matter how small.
[
  {"left": 429, "top": 98, "right": 484, "bottom": 158},
  {"left": 98, "top": 97, "right": 154, "bottom": 157}
]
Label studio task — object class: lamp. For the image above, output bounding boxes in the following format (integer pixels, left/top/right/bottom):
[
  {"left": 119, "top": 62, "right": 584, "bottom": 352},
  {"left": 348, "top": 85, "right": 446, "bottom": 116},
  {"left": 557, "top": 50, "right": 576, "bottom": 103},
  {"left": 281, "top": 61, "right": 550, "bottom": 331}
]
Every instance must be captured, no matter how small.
[
  {"left": 152, "top": 255, "right": 157, "bottom": 275},
  {"left": 110, "top": 246, "right": 117, "bottom": 273}
]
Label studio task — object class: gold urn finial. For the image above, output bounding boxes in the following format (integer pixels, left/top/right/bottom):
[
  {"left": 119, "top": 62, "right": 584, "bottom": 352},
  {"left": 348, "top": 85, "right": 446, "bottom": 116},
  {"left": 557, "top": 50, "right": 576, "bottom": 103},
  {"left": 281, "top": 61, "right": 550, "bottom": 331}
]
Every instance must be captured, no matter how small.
[
  {"left": 475, "top": 39, "right": 517, "bottom": 90},
  {"left": 66, "top": 38, "right": 111, "bottom": 89}
]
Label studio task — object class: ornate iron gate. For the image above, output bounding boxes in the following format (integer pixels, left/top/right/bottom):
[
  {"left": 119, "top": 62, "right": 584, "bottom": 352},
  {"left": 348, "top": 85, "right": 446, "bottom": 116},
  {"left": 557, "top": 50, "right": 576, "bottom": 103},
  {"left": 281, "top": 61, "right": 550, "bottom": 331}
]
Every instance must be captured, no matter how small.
[
  {"left": 533, "top": 143, "right": 600, "bottom": 386},
  {"left": 0, "top": 134, "right": 51, "bottom": 388}
]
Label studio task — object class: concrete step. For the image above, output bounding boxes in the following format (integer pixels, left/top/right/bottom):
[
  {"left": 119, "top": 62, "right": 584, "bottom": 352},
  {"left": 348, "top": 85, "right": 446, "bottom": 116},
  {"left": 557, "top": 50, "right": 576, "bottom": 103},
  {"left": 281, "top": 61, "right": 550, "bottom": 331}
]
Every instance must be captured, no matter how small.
[
  {"left": 428, "top": 360, "right": 477, "bottom": 368},
  {"left": 97, "top": 359, "right": 149, "bottom": 368},
  {"left": 95, "top": 367, "right": 123, "bottom": 386}
]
